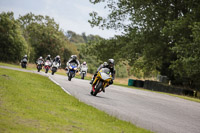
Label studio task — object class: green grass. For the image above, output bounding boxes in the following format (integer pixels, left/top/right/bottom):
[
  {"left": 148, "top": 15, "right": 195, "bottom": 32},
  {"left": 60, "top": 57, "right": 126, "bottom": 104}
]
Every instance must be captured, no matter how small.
[
  {"left": 0, "top": 62, "right": 35, "bottom": 71},
  {"left": 0, "top": 68, "right": 151, "bottom": 133}
]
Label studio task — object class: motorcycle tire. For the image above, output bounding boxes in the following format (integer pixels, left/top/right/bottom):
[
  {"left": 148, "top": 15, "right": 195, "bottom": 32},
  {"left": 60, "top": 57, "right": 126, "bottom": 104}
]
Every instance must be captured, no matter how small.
[
  {"left": 68, "top": 73, "right": 72, "bottom": 81},
  {"left": 45, "top": 68, "right": 49, "bottom": 73},
  {"left": 93, "top": 81, "right": 103, "bottom": 96},
  {"left": 81, "top": 73, "right": 85, "bottom": 80}
]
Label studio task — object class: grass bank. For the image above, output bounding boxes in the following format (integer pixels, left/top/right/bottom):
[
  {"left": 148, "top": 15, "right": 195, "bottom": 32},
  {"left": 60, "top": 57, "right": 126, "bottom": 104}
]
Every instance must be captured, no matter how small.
[{"left": 0, "top": 68, "right": 151, "bottom": 133}]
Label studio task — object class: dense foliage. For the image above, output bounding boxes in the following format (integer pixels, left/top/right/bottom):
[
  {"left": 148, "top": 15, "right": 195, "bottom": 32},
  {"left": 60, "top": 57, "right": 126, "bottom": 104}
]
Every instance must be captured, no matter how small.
[
  {"left": 18, "top": 13, "right": 78, "bottom": 66},
  {"left": 88, "top": 0, "right": 200, "bottom": 90},
  {"left": 0, "top": 12, "right": 79, "bottom": 68},
  {"left": 0, "top": 12, "right": 28, "bottom": 62}
]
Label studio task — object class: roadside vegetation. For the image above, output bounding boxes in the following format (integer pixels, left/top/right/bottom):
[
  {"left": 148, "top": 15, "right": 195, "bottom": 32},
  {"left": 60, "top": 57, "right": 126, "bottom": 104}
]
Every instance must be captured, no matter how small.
[{"left": 0, "top": 68, "right": 151, "bottom": 133}]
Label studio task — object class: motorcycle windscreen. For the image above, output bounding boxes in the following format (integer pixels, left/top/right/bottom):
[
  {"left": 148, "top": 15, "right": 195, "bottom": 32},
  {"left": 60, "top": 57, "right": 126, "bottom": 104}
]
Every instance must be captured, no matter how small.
[{"left": 100, "top": 73, "right": 111, "bottom": 80}]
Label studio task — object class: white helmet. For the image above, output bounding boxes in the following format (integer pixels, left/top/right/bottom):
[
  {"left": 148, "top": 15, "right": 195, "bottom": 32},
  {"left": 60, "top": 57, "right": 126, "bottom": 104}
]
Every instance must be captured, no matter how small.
[{"left": 83, "top": 61, "right": 86, "bottom": 65}]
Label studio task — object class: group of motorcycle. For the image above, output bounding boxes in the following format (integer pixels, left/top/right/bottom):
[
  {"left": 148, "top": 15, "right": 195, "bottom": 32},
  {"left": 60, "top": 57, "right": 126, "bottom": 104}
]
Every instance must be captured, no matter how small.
[
  {"left": 36, "top": 60, "right": 60, "bottom": 75},
  {"left": 22, "top": 58, "right": 111, "bottom": 96}
]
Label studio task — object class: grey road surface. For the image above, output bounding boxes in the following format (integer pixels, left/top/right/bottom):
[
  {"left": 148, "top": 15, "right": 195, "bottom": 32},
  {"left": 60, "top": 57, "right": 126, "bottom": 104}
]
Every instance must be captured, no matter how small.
[{"left": 1, "top": 66, "right": 200, "bottom": 133}]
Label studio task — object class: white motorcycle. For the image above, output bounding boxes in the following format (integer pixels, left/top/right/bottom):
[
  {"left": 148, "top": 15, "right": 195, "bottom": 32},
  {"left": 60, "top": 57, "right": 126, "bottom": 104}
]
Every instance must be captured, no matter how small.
[
  {"left": 80, "top": 65, "right": 88, "bottom": 80},
  {"left": 51, "top": 61, "right": 60, "bottom": 75}
]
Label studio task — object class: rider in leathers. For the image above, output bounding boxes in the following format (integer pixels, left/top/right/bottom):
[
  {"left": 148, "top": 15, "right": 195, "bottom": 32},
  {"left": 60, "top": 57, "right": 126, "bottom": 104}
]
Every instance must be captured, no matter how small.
[
  {"left": 90, "top": 59, "right": 115, "bottom": 90},
  {"left": 66, "top": 55, "right": 80, "bottom": 72},
  {"left": 45, "top": 55, "right": 51, "bottom": 61},
  {"left": 53, "top": 55, "right": 61, "bottom": 66}
]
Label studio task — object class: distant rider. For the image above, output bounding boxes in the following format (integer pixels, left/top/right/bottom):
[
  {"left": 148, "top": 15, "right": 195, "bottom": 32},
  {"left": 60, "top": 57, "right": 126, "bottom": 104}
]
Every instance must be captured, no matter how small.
[
  {"left": 36, "top": 56, "right": 44, "bottom": 65},
  {"left": 80, "top": 61, "right": 87, "bottom": 69},
  {"left": 45, "top": 54, "right": 51, "bottom": 61},
  {"left": 66, "top": 55, "right": 80, "bottom": 72},
  {"left": 80, "top": 61, "right": 88, "bottom": 73},
  {"left": 21, "top": 54, "right": 28, "bottom": 61},
  {"left": 90, "top": 59, "right": 115, "bottom": 89},
  {"left": 53, "top": 55, "right": 61, "bottom": 66}
]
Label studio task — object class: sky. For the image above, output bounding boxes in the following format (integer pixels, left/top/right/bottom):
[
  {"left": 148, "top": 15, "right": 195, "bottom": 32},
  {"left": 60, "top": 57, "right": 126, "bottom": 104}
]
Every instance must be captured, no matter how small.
[{"left": 0, "top": 0, "right": 122, "bottom": 39}]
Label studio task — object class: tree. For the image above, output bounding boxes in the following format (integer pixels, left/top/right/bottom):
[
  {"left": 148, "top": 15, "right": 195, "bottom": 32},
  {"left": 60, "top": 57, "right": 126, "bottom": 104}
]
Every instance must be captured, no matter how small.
[
  {"left": 18, "top": 13, "right": 78, "bottom": 66},
  {"left": 89, "top": 0, "right": 200, "bottom": 89},
  {"left": 0, "top": 12, "right": 28, "bottom": 62}
]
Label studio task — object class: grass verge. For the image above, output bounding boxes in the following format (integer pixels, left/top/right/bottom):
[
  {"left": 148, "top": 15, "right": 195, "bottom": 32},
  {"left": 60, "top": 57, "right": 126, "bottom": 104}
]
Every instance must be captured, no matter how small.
[{"left": 0, "top": 68, "right": 151, "bottom": 133}]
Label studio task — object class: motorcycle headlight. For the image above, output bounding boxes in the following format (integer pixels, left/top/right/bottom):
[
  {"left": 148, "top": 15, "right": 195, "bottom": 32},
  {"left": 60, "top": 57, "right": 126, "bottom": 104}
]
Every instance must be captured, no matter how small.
[
  {"left": 69, "top": 66, "right": 72, "bottom": 69},
  {"left": 74, "top": 68, "right": 77, "bottom": 70}
]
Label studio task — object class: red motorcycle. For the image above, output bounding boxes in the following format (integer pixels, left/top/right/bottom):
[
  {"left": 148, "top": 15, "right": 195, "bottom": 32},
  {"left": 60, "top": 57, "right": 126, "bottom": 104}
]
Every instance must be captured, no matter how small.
[{"left": 44, "top": 60, "right": 52, "bottom": 73}]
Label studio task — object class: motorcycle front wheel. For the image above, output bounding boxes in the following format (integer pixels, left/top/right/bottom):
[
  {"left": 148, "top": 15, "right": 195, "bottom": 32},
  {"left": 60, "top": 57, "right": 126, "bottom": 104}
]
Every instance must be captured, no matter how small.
[
  {"left": 81, "top": 73, "right": 85, "bottom": 79},
  {"left": 45, "top": 68, "right": 49, "bottom": 73},
  {"left": 68, "top": 73, "right": 72, "bottom": 81},
  {"left": 93, "top": 81, "right": 103, "bottom": 96}
]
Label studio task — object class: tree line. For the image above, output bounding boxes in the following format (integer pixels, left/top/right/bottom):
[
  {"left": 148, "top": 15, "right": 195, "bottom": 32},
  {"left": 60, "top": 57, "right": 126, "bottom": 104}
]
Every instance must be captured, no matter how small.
[
  {"left": 87, "top": 0, "right": 200, "bottom": 91},
  {"left": 0, "top": 12, "right": 78, "bottom": 67}
]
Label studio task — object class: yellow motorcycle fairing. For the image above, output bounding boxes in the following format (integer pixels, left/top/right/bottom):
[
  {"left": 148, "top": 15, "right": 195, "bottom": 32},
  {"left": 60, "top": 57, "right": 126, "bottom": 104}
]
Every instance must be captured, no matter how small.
[{"left": 92, "top": 70, "right": 112, "bottom": 90}]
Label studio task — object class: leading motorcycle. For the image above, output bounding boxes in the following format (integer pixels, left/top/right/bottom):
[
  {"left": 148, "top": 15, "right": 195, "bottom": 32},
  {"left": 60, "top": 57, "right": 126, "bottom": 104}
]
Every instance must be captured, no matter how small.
[{"left": 90, "top": 68, "right": 112, "bottom": 96}]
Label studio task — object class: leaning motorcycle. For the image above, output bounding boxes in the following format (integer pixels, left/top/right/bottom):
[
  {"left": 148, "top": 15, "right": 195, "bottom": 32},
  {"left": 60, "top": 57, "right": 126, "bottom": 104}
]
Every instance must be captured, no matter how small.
[
  {"left": 36, "top": 60, "right": 43, "bottom": 72},
  {"left": 21, "top": 58, "right": 27, "bottom": 69},
  {"left": 80, "top": 65, "right": 88, "bottom": 80},
  {"left": 90, "top": 68, "right": 112, "bottom": 96},
  {"left": 67, "top": 63, "right": 78, "bottom": 81},
  {"left": 51, "top": 61, "right": 60, "bottom": 75},
  {"left": 44, "top": 60, "right": 52, "bottom": 73}
]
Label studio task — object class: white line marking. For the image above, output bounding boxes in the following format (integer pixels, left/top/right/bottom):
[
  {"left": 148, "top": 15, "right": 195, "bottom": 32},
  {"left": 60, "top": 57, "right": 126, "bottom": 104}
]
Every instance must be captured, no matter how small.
[{"left": 49, "top": 76, "right": 71, "bottom": 95}]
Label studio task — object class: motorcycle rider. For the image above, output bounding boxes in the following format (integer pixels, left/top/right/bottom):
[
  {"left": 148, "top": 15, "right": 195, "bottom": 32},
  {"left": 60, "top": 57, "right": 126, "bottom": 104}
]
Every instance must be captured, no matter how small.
[
  {"left": 36, "top": 56, "right": 44, "bottom": 64},
  {"left": 45, "top": 54, "right": 51, "bottom": 61},
  {"left": 80, "top": 61, "right": 88, "bottom": 73},
  {"left": 66, "top": 55, "right": 80, "bottom": 72},
  {"left": 21, "top": 54, "right": 28, "bottom": 61},
  {"left": 53, "top": 55, "right": 61, "bottom": 66},
  {"left": 80, "top": 61, "right": 87, "bottom": 69},
  {"left": 90, "top": 59, "right": 116, "bottom": 90}
]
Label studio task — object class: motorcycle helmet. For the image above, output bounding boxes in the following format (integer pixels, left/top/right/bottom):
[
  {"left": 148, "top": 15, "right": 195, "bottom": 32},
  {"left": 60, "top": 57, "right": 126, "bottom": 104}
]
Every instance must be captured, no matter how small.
[
  {"left": 39, "top": 56, "right": 43, "bottom": 59},
  {"left": 56, "top": 55, "right": 60, "bottom": 59},
  {"left": 72, "top": 55, "right": 77, "bottom": 60},
  {"left": 48, "top": 55, "right": 51, "bottom": 58},
  {"left": 83, "top": 61, "right": 86, "bottom": 65},
  {"left": 108, "top": 59, "right": 114, "bottom": 68},
  {"left": 103, "top": 62, "right": 108, "bottom": 66},
  {"left": 24, "top": 55, "right": 27, "bottom": 57}
]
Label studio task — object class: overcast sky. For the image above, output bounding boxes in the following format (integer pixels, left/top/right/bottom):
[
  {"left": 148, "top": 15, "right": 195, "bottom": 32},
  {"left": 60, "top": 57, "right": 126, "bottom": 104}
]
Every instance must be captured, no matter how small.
[{"left": 0, "top": 0, "right": 121, "bottom": 39}]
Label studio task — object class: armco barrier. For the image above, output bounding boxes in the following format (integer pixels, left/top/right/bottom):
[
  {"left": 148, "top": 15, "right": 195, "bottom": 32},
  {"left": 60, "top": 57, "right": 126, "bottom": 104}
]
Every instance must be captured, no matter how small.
[
  {"left": 135, "top": 80, "right": 144, "bottom": 88},
  {"left": 143, "top": 80, "right": 194, "bottom": 96}
]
